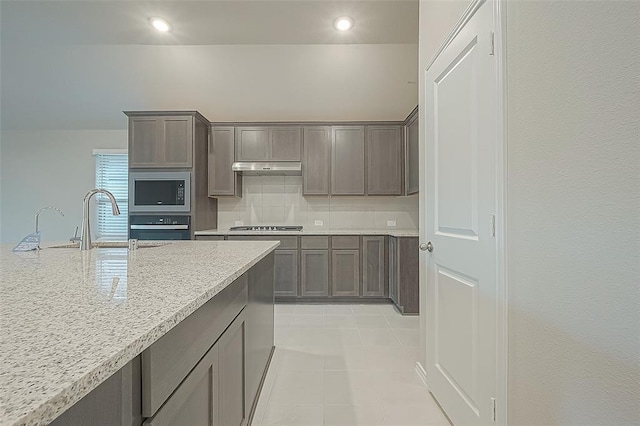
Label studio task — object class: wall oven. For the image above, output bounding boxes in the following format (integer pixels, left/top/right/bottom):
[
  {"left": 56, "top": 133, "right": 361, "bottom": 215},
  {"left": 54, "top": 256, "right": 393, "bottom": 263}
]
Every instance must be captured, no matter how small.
[
  {"left": 129, "top": 171, "right": 191, "bottom": 213},
  {"left": 129, "top": 215, "right": 191, "bottom": 240}
]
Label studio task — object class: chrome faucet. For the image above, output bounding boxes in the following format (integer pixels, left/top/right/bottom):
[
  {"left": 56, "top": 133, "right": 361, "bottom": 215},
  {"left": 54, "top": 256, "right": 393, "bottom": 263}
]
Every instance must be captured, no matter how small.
[{"left": 81, "top": 189, "right": 120, "bottom": 250}]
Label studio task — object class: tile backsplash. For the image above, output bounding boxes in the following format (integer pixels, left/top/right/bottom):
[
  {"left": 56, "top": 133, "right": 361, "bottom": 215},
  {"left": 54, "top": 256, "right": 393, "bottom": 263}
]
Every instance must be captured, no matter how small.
[{"left": 215, "top": 176, "right": 418, "bottom": 231}]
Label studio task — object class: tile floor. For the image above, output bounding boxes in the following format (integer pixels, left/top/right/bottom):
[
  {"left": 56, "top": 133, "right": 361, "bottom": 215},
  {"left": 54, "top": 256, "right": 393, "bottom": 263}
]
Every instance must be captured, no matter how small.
[{"left": 251, "top": 303, "right": 450, "bottom": 426}]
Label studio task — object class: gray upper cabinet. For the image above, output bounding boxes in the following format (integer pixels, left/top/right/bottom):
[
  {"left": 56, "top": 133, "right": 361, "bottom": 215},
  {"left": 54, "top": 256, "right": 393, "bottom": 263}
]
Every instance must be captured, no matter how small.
[
  {"left": 331, "top": 250, "right": 360, "bottom": 297},
  {"left": 303, "top": 126, "right": 331, "bottom": 195},
  {"left": 209, "top": 126, "right": 242, "bottom": 197},
  {"left": 270, "top": 127, "right": 302, "bottom": 161},
  {"left": 331, "top": 126, "right": 365, "bottom": 195},
  {"left": 301, "top": 250, "right": 329, "bottom": 296},
  {"left": 405, "top": 109, "right": 419, "bottom": 194},
  {"left": 129, "top": 115, "right": 194, "bottom": 168},
  {"left": 366, "top": 126, "right": 403, "bottom": 195},
  {"left": 236, "top": 127, "right": 269, "bottom": 161},
  {"left": 362, "top": 236, "right": 386, "bottom": 297},
  {"left": 236, "top": 126, "right": 302, "bottom": 161}
]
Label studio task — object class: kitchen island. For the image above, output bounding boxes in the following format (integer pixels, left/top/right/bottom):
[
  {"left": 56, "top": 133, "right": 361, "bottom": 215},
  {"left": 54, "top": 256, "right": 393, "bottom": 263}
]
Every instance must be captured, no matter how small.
[{"left": 0, "top": 240, "right": 278, "bottom": 426}]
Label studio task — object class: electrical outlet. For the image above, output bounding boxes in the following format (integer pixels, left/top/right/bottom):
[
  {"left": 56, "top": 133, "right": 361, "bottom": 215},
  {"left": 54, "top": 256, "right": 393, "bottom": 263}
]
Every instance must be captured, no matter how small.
[
  {"left": 235, "top": 221, "right": 243, "bottom": 226},
  {"left": 387, "top": 220, "right": 397, "bottom": 227},
  {"left": 314, "top": 220, "right": 324, "bottom": 226}
]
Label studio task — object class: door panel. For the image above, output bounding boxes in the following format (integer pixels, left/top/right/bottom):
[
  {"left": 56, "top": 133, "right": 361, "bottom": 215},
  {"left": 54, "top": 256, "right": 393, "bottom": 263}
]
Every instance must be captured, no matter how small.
[
  {"left": 362, "top": 236, "right": 386, "bottom": 297},
  {"left": 209, "top": 127, "right": 238, "bottom": 196},
  {"left": 218, "top": 312, "right": 246, "bottom": 426},
  {"left": 162, "top": 117, "right": 193, "bottom": 167},
  {"left": 301, "top": 250, "right": 329, "bottom": 296},
  {"left": 424, "top": 0, "right": 497, "bottom": 424},
  {"left": 236, "top": 127, "right": 269, "bottom": 161},
  {"left": 269, "top": 127, "right": 301, "bottom": 161},
  {"left": 331, "top": 250, "right": 360, "bottom": 297},
  {"left": 129, "top": 118, "right": 159, "bottom": 167},
  {"left": 331, "top": 126, "right": 365, "bottom": 195},
  {"left": 303, "top": 127, "right": 331, "bottom": 195},
  {"left": 274, "top": 250, "right": 299, "bottom": 297}
]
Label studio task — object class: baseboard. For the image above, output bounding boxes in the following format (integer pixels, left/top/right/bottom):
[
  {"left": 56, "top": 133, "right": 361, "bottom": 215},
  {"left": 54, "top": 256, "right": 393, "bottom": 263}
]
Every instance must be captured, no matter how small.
[{"left": 415, "top": 361, "right": 429, "bottom": 389}]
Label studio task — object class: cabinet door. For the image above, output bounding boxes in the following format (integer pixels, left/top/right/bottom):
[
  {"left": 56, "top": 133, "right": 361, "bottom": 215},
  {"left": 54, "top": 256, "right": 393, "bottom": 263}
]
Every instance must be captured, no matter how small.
[
  {"left": 389, "top": 237, "right": 398, "bottom": 304},
  {"left": 209, "top": 126, "right": 241, "bottom": 197},
  {"left": 236, "top": 127, "right": 269, "bottom": 161},
  {"left": 406, "top": 113, "right": 419, "bottom": 194},
  {"left": 362, "top": 236, "right": 386, "bottom": 297},
  {"left": 331, "top": 250, "right": 360, "bottom": 297},
  {"left": 161, "top": 116, "right": 193, "bottom": 167},
  {"left": 303, "top": 127, "right": 332, "bottom": 195},
  {"left": 366, "top": 126, "right": 403, "bottom": 195},
  {"left": 274, "top": 249, "right": 299, "bottom": 297},
  {"left": 269, "top": 127, "right": 301, "bottom": 161},
  {"left": 218, "top": 311, "right": 247, "bottom": 426},
  {"left": 301, "top": 250, "right": 329, "bottom": 296},
  {"left": 129, "top": 117, "right": 160, "bottom": 168},
  {"left": 144, "top": 345, "right": 218, "bottom": 426},
  {"left": 331, "top": 126, "right": 365, "bottom": 195}
]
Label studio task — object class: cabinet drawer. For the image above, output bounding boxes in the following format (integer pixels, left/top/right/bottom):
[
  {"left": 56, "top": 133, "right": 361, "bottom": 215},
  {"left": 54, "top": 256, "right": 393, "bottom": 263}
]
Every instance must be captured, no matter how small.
[
  {"left": 301, "top": 236, "right": 329, "bottom": 249},
  {"left": 141, "top": 275, "right": 248, "bottom": 417},
  {"left": 331, "top": 236, "right": 360, "bottom": 250},
  {"left": 227, "top": 235, "right": 298, "bottom": 249}
]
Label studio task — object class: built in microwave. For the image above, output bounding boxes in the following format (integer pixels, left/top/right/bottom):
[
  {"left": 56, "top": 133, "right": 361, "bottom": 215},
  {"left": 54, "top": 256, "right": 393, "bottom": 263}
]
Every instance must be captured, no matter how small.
[{"left": 129, "top": 171, "right": 191, "bottom": 213}]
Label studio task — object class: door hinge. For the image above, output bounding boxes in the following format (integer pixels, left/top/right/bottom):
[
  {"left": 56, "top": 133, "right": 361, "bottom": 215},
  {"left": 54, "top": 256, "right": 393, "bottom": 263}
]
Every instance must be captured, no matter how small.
[
  {"left": 489, "top": 31, "right": 495, "bottom": 56},
  {"left": 490, "top": 214, "right": 496, "bottom": 237},
  {"left": 491, "top": 397, "right": 497, "bottom": 422}
]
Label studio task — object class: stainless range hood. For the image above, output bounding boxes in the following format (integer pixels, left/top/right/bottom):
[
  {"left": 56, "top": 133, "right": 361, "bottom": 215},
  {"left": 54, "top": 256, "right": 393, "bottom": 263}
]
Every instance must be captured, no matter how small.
[{"left": 232, "top": 162, "right": 302, "bottom": 176}]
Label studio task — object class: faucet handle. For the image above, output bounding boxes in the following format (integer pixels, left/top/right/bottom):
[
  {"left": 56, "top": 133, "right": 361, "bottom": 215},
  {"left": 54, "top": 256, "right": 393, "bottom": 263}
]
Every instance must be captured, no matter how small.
[{"left": 70, "top": 226, "right": 81, "bottom": 243}]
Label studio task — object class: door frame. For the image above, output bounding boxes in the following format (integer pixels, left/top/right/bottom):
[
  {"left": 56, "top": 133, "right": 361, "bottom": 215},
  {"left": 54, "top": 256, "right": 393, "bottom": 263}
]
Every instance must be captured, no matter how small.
[{"left": 416, "top": 0, "right": 508, "bottom": 423}]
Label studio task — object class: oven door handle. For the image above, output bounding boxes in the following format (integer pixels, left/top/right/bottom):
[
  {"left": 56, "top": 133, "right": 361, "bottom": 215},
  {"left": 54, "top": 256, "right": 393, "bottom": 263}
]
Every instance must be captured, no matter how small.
[{"left": 130, "top": 225, "right": 189, "bottom": 230}]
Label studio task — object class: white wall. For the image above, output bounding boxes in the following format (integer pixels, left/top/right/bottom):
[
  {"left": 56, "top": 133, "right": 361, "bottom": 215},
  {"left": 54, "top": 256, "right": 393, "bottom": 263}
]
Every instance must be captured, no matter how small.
[
  {"left": 417, "top": 0, "right": 470, "bottom": 376},
  {"left": 1, "top": 43, "right": 418, "bottom": 130},
  {"left": 506, "top": 1, "right": 640, "bottom": 423},
  {"left": 0, "top": 130, "right": 127, "bottom": 244},
  {"left": 216, "top": 176, "right": 418, "bottom": 231}
]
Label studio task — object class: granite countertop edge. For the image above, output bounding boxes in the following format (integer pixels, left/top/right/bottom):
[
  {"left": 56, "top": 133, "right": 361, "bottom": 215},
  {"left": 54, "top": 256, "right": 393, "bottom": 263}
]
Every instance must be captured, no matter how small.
[
  {"left": 4, "top": 241, "right": 280, "bottom": 426},
  {"left": 193, "top": 229, "right": 419, "bottom": 237}
]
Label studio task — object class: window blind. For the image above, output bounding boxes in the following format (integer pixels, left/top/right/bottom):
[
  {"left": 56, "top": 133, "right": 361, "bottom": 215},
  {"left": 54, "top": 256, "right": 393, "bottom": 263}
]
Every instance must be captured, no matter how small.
[{"left": 95, "top": 153, "right": 128, "bottom": 240}]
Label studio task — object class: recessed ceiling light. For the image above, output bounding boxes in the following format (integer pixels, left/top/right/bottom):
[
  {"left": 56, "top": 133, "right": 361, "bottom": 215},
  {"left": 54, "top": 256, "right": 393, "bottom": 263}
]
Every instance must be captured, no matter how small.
[
  {"left": 334, "top": 16, "right": 354, "bottom": 31},
  {"left": 149, "top": 17, "right": 172, "bottom": 33}
]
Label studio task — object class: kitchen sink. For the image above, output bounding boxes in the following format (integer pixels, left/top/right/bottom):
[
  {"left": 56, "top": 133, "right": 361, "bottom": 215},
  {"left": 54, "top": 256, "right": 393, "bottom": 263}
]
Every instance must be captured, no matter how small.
[{"left": 47, "top": 241, "right": 169, "bottom": 249}]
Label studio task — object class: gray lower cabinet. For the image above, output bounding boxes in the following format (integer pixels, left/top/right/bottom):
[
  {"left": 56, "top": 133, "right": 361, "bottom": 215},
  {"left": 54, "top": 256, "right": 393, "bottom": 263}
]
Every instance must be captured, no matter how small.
[
  {"left": 362, "top": 236, "right": 386, "bottom": 297},
  {"left": 144, "top": 310, "right": 246, "bottom": 426},
  {"left": 331, "top": 250, "right": 360, "bottom": 296},
  {"left": 405, "top": 108, "right": 419, "bottom": 195},
  {"left": 331, "top": 126, "right": 365, "bottom": 195},
  {"left": 274, "top": 250, "right": 299, "bottom": 297},
  {"left": 366, "top": 126, "right": 403, "bottom": 195},
  {"left": 218, "top": 311, "right": 247, "bottom": 426},
  {"left": 209, "top": 126, "right": 242, "bottom": 197},
  {"left": 301, "top": 250, "right": 330, "bottom": 296},
  {"left": 388, "top": 237, "right": 419, "bottom": 314},
  {"left": 303, "top": 126, "right": 332, "bottom": 195},
  {"left": 143, "top": 343, "right": 219, "bottom": 426}
]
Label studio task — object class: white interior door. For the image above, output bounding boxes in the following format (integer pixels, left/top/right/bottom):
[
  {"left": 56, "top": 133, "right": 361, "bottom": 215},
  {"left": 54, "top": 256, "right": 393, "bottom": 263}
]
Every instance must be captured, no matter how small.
[{"left": 423, "top": 0, "right": 498, "bottom": 424}]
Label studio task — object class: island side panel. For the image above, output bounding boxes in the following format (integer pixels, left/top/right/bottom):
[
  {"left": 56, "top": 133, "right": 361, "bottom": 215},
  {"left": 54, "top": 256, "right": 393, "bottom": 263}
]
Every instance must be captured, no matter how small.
[{"left": 245, "top": 252, "right": 275, "bottom": 419}]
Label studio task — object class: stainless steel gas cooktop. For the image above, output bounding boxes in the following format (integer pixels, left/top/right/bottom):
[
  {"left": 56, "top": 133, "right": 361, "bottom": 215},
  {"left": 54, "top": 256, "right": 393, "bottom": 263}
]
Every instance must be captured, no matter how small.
[{"left": 229, "top": 225, "right": 303, "bottom": 232}]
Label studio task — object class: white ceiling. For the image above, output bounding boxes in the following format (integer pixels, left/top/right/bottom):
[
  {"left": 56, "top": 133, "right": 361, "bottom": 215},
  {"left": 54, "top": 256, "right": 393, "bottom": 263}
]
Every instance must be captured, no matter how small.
[
  {"left": 1, "top": 1, "right": 419, "bottom": 45},
  {"left": 0, "top": 1, "right": 419, "bottom": 130}
]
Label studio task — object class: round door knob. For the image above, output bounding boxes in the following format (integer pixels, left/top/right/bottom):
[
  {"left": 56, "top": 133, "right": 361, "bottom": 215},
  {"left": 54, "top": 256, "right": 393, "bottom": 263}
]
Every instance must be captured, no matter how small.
[{"left": 420, "top": 242, "right": 434, "bottom": 252}]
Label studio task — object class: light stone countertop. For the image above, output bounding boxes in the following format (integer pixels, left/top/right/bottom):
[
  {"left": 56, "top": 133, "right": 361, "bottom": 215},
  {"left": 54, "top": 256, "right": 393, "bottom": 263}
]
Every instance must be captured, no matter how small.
[
  {"left": 194, "top": 228, "right": 419, "bottom": 238},
  {"left": 0, "top": 240, "right": 279, "bottom": 426}
]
